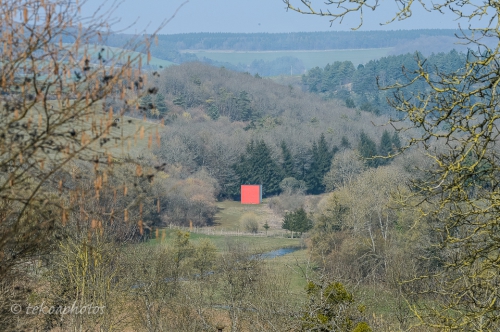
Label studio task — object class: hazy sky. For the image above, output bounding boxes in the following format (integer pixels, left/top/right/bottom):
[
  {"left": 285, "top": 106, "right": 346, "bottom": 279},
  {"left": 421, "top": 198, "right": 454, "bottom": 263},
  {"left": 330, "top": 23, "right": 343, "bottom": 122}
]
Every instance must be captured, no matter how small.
[{"left": 83, "top": 0, "right": 467, "bottom": 34}]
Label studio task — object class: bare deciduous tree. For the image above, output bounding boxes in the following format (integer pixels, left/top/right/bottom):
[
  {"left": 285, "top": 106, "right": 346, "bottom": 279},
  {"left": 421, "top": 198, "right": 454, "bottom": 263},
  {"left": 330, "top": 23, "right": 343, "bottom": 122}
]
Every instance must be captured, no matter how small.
[{"left": 323, "top": 149, "right": 365, "bottom": 191}]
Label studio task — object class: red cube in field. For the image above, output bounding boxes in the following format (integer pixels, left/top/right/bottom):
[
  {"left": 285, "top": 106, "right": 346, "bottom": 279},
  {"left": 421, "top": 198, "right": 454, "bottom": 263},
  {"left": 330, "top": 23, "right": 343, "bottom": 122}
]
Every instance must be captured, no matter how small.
[{"left": 241, "top": 185, "right": 262, "bottom": 204}]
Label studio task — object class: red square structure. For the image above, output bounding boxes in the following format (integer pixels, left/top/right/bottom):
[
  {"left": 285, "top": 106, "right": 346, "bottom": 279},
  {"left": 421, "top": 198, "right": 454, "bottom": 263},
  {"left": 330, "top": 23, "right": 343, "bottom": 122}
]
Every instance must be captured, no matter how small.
[{"left": 241, "top": 185, "right": 262, "bottom": 204}]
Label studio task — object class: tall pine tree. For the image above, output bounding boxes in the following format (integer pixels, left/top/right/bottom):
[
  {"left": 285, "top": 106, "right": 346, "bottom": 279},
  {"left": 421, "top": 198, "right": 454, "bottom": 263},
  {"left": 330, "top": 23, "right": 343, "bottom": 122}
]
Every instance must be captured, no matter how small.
[
  {"left": 392, "top": 131, "right": 401, "bottom": 150},
  {"left": 234, "top": 140, "right": 283, "bottom": 196},
  {"left": 235, "top": 91, "right": 253, "bottom": 121},
  {"left": 358, "top": 131, "right": 379, "bottom": 168},
  {"left": 317, "top": 133, "right": 334, "bottom": 175},
  {"left": 281, "top": 141, "right": 296, "bottom": 179},
  {"left": 306, "top": 141, "right": 321, "bottom": 193},
  {"left": 340, "top": 135, "right": 351, "bottom": 149},
  {"left": 154, "top": 93, "right": 168, "bottom": 116},
  {"left": 306, "top": 133, "right": 333, "bottom": 194},
  {"left": 378, "top": 130, "right": 393, "bottom": 165}
]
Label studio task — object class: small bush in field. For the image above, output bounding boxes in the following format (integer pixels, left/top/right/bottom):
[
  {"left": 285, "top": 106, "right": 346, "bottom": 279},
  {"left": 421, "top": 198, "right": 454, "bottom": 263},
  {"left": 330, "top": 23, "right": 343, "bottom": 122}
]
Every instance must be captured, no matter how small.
[{"left": 240, "top": 212, "right": 259, "bottom": 233}]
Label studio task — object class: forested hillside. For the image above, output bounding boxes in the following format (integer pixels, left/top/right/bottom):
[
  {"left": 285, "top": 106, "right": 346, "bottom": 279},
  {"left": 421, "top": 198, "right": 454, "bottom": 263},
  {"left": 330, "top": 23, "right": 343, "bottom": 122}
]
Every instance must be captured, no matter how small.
[
  {"left": 136, "top": 30, "right": 460, "bottom": 51},
  {"left": 302, "top": 49, "right": 467, "bottom": 117},
  {"left": 104, "top": 62, "right": 405, "bottom": 228}
]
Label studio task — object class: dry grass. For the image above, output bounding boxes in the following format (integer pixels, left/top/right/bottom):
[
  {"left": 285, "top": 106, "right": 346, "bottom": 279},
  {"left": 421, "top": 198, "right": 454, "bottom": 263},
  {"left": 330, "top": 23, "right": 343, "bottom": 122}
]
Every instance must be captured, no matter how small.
[
  {"left": 264, "top": 248, "right": 310, "bottom": 294},
  {"left": 214, "top": 199, "right": 282, "bottom": 232},
  {"left": 31, "top": 100, "right": 162, "bottom": 159},
  {"left": 92, "top": 114, "right": 162, "bottom": 158},
  {"left": 150, "top": 228, "right": 300, "bottom": 253}
]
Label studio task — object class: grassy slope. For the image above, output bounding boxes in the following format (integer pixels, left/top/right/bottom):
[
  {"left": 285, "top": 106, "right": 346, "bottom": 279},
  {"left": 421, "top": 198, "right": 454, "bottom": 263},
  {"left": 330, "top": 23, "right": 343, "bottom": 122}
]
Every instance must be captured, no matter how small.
[
  {"left": 75, "top": 44, "right": 176, "bottom": 68},
  {"left": 181, "top": 48, "right": 393, "bottom": 69},
  {"left": 32, "top": 101, "right": 160, "bottom": 160},
  {"left": 94, "top": 114, "right": 162, "bottom": 158},
  {"left": 212, "top": 200, "right": 280, "bottom": 231},
  {"left": 85, "top": 42, "right": 390, "bottom": 70},
  {"left": 265, "top": 248, "right": 309, "bottom": 293}
]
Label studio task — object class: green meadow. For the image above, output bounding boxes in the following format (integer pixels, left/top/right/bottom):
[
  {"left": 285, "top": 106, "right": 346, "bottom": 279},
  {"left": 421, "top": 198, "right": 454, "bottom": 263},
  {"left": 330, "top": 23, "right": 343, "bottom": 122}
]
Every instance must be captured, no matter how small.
[
  {"left": 181, "top": 48, "right": 393, "bottom": 69},
  {"left": 74, "top": 44, "right": 176, "bottom": 68},
  {"left": 150, "top": 228, "right": 301, "bottom": 253},
  {"left": 212, "top": 200, "right": 275, "bottom": 231}
]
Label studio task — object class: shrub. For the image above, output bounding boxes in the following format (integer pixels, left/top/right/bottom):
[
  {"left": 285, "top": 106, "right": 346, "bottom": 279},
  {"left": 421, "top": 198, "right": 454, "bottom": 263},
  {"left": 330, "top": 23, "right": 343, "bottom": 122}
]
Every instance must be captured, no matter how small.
[{"left": 240, "top": 212, "right": 260, "bottom": 233}]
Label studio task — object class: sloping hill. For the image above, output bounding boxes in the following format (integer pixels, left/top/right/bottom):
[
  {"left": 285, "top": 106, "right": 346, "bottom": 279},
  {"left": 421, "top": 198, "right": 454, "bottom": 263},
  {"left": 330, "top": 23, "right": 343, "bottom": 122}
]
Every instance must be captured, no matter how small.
[{"left": 72, "top": 44, "right": 176, "bottom": 68}]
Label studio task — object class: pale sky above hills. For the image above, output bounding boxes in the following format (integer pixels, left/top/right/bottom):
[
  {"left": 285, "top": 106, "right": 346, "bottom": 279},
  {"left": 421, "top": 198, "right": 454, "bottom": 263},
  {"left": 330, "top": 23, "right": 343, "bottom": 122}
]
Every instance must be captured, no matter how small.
[{"left": 82, "top": 0, "right": 469, "bottom": 34}]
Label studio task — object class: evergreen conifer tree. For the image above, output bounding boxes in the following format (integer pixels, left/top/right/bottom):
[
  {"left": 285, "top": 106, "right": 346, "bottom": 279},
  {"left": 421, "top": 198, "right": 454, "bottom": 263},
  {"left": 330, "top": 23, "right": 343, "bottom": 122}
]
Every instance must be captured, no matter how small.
[
  {"left": 154, "top": 93, "right": 168, "bottom": 116},
  {"left": 358, "top": 131, "right": 378, "bottom": 168},
  {"left": 302, "top": 67, "right": 324, "bottom": 93},
  {"left": 282, "top": 212, "right": 295, "bottom": 238},
  {"left": 208, "top": 105, "right": 220, "bottom": 120},
  {"left": 282, "top": 207, "right": 313, "bottom": 238},
  {"left": 345, "top": 97, "right": 355, "bottom": 108},
  {"left": 139, "top": 94, "right": 153, "bottom": 110},
  {"left": 173, "top": 95, "right": 186, "bottom": 108},
  {"left": 235, "top": 91, "right": 253, "bottom": 121},
  {"left": 281, "top": 141, "right": 296, "bottom": 179},
  {"left": 306, "top": 134, "right": 333, "bottom": 194},
  {"left": 263, "top": 222, "right": 270, "bottom": 236},
  {"left": 378, "top": 130, "right": 393, "bottom": 165},
  {"left": 294, "top": 207, "right": 313, "bottom": 234},
  {"left": 306, "top": 141, "right": 321, "bottom": 193},
  {"left": 234, "top": 140, "right": 283, "bottom": 196},
  {"left": 392, "top": 131, "right": 401, "bottom": 150},
  {"left": 340, "top": 136, "right": 351, "bottom": 149},
  {"left": 317, "top": 133, "right": 333, "bottom": 175},
  {"left": 379, "top": 130, "right": 392, "bottom": 156}
]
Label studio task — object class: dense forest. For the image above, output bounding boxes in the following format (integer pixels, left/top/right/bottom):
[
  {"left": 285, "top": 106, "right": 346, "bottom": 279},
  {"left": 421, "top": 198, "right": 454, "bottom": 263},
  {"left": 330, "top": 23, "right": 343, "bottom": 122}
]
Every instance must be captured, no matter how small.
[
  {"left": 104, "top": 62, "right": 404, "bottom": 227},
  {"left": 120, "top": 30, "right": 460, "bottom": 51},
  {"left": 301, "top": 49, "right": 467, "bottom": 117}
]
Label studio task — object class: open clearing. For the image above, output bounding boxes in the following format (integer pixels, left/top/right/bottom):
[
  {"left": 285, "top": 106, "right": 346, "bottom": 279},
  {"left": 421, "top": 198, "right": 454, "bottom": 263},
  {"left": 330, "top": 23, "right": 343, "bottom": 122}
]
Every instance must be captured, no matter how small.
[
  {"left": 212, "top": 199, "right": 284, "bottom": 232},
  {"left": 150, "top": 228, "right": 301, "bottom": 253},
  {"left": 181, "top": 48, "right": 393, "bottom": 69},
  {"left": 264, "top": 248, "right": 310, "bottom": 293}
]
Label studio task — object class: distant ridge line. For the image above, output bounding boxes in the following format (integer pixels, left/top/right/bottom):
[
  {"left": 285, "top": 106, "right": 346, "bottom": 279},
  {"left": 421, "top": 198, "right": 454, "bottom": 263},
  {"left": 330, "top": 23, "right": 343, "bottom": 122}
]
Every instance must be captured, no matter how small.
[{"left": 146, "top": 29, "right": 462, "bottom": 51}]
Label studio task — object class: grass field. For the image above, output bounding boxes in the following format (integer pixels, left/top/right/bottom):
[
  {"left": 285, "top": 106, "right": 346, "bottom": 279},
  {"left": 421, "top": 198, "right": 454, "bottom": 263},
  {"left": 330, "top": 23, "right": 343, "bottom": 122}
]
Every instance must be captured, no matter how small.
[
  {"left": 213, "top": 200, "right": 280, "bottom": 231},
  {"left": 151, "top": 199, "right": 308, "bottom": 292},
  {"left": 150, "top": 228, "right": 301, "bottom": 253},
  {"left": 181, "top": 48, "right": 393, "bottom": 69},
  {"left": 74, "top": 44, "right": 176, "bottom": 68},
  {"left": 149, "top": 229, "right": 307, "bottom": 295},
  {"left": 265, "top": 248, "right": 310, "bottom": 293}
]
